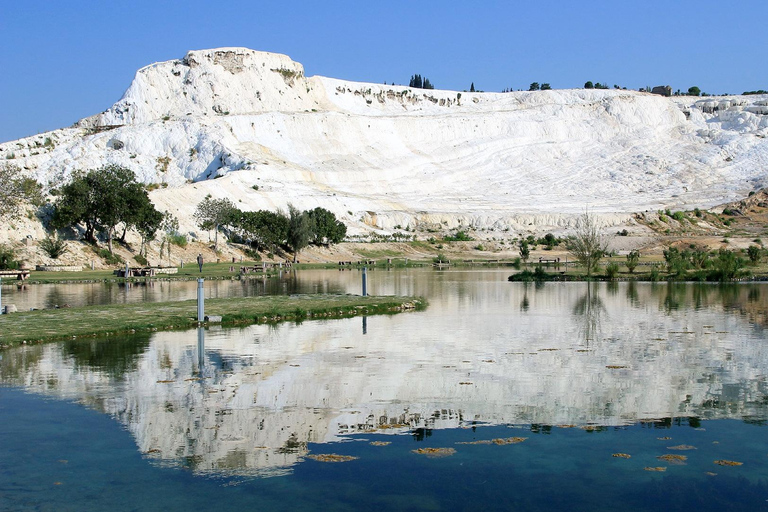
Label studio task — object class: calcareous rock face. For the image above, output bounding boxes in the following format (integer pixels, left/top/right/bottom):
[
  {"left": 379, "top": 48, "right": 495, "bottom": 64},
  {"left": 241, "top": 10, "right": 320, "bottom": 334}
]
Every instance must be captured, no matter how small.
[{"left": 2, "top": 47, "right": 768, "bottom": 235}]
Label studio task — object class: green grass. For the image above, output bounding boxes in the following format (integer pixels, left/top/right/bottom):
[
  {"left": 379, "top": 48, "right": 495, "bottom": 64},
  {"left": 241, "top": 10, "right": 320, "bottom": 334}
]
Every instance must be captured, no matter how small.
[{"left": 0, "top": 294, "right": 426, "bottom": 347}]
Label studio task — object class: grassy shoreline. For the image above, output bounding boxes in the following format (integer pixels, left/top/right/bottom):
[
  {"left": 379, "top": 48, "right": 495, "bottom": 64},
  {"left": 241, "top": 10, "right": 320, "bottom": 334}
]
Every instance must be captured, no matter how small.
[{"left": 0, "top": 294, "right": 426, "bottom": 348}]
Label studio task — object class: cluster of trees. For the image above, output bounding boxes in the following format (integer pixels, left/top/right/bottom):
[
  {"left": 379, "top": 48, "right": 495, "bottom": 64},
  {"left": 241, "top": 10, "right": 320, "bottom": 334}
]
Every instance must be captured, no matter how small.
[
  {"left": 584, "top": 81, "right": 611, "bottom": 90},
  {"left": 528, "top": 82, "right": 552, "bottom": 91},
  {"left": 408, "top": 74, "right": 434, "bottom": 89},
  {"left": 193, "top": 197, "right": 347, "bottom": 262},
  {"left": 52, "top": 165, "right": 162, "bottom": 255}
]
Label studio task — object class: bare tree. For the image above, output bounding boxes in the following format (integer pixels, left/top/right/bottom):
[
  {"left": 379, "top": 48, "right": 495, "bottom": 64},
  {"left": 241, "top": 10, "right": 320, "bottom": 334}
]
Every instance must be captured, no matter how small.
[{"left": 567, "top": 210, "right": 608, "bottom": 278}]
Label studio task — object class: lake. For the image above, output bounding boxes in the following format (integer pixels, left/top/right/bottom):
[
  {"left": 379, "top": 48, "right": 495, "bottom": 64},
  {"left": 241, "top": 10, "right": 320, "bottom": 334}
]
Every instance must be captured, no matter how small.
[{"left": 1, "top": 270, "right": 767, "bottom": 511}]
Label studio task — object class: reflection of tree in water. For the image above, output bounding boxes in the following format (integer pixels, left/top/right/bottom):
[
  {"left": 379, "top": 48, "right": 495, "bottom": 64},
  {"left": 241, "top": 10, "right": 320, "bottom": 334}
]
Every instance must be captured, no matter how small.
[
  {"left": 45, "top": 287, "right": 68, "bottom": 308},
  {"left": 625, "top": 281, "right": 639, "bottom": 306},
  {"left": 662, "top": 283, "right": 687, "bottom": 312},
  {"left": 572, "top": 282, "right": 606, "bottom": 344},
  {"left": 61, "top": 332, "right": 152, "bottom": 379},
  {"left": 520, "top": 282, "right": 530, "bottom": 312}
]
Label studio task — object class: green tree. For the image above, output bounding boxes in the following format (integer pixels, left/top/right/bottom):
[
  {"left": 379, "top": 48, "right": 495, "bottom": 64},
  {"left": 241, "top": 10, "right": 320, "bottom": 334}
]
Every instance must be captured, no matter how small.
[
  {"left": 53, "top": 165, "right": 155, "bottom": 254},
  {"left": 584, "top": 81, "right": 594, "bottom": 89},
  {"left": 518, "top": 240, "right": 530, "bottom": 263},
  {"left": 0, "top": 163, "right": 43, "bottom": 220},
  {"left": 286, "top": 204, "right": 314, "bottom": 262},
  {"left": 541, "top": 83, "right": 551, "bottom": 90},
  {"left": 307, "top": 207, "right": 347, "bottom": 245},
  {"left": 159, "top": 212, "right": 180, "bottom": 265},
  {"left": 747, "top": 245, "right": 762, "bottom": 264},
  {"left": 688, "top": 86, "right": 701, "bottom": 96},
  {"left": 193, "top": 196, "right": 236, "bottom": 250},
  {"left": 567, "top": 211, "right": 608, "bottom": 278},
  {"left": 235, "top": 209, "right": 289, "bottom": 252},
  {"left": 529, "top": 82, "right": 540, "bottom": 91},
  {"left": 626, "top": 250, "right": 640, "bottom": 273},
  {"left": 470, "top": 82, "right": 475, "bottom": 92}
]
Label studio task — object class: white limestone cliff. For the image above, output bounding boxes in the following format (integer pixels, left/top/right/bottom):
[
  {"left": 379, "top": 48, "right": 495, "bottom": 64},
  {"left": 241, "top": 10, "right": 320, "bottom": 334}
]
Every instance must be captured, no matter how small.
[{"left": 2, "top": 47, "right": 768, "bottom": 236}]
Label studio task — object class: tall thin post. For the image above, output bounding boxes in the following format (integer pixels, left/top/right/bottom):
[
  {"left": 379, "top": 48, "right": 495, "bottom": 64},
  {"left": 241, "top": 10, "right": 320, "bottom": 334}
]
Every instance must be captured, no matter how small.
[
  {"left": 362, "top": 267, "right": 367, "bottom": 296},
  {"left": 0, "top": 277, "right": 3, "bottom": 314},
  {"left": 197, "top": 278, "right": 204, "bottom": 322},
  {"left": 197, "top": 327, "right": 205, "bottom": 373}
]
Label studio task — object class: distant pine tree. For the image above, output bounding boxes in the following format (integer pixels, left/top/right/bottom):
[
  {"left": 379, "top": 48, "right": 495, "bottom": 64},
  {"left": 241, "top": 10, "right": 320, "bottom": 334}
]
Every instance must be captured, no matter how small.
[
  {"left": 470, "top": 82, "right": 475, "bottom": 92},
  {"left": 408, "top": 74, "right": 434, "bottom": 89},
  {"left": 541, "top": 83, "right": 551, "bottom": 90}
]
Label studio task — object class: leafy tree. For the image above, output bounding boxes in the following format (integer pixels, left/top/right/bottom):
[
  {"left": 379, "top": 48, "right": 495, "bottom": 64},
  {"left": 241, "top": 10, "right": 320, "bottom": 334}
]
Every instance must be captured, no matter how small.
[
  {"left": 52, "top": 165, "right": 156, "bottom": 254},
  {"left": 286, "top": 204, "right": 314, "bottom": 262},
  {"left": 663, "top": 247, "right": 690, "bottom": 276},
  {"left": 234, "top": 209, "right": 289, "bottom": 252},
  {"left": 307, "top": 207, "right": 347, "bottom": 245},
  {"left": 747, "top": 245, "right": 762, "bottom": 264},
  {"left": 423, "top": 78, "right": 434, "bottom": 90},
  {"left": 159, "top": 212, "right": 180, "bottom": 264},
  {"left": 584, "top": 81, "right": 594, "bottom": 89},
  {"left": 193, "top": 196, "right": 236, "bottom": 250},
  {"left": 541, "top": 83, "right": 551, "bottom": 90},
  {"left": 709, "top": 249, "right": 745, "bottom": 281},
  {"left": 567, "top": 211, "right": 608, "bottom": 277},
  {"left": 625, "top": 250, "right": 640, "bottom": 273},
  {"left": 0, "top": 244, "right": 18, "bottom": 270},
  {"left": 0, "top": 163, "right": 42, "bottom": 220},
  {"left": 133, "top": 201, "right": 163, "bottom": 257},
  {"left": 688, "top": 86, "right": 701, "bottom": 96},
  {"left": 529, "top": 82, "right": 540, "bottom": 91},
  {"left": 518, "top": 240, "right": 530, "bottom": 263}
]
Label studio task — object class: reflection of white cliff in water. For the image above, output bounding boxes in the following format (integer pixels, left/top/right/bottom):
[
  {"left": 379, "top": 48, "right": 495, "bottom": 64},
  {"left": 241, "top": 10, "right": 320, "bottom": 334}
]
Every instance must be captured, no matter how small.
[{"left": 2, "top": 282, "right": 768, "bottom": 477}]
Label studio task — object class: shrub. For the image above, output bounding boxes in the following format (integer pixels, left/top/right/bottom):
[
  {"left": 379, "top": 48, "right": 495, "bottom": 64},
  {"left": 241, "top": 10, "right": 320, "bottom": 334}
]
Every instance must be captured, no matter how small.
[
  {"left": 92, "top": 246, "right": 124, "bottom": 265},
  {"left": 672, "top": 211, "right": 685, "bottom": 222},
  {"left": 649, "top": 265, "right": 661, "bottom": 282},
  {"left": 39, "top": 235, "right": 68, "bottom": 259},
  {"left": 433, "top": 253, "right": 449, "bottom": 264},
  {"left": 134, "top": 254, "right": 148, "bottom": 266},
  {"left": 444, "top": 230, "right": 473, "bottom": 242},
  {"left": 694, "top": 208, "right": 702, "bottom": 218},
  {"left": 626, "top": 250, "right": 640, "bottom": 273},
  {"left": 474, "top": 244, "right": 485, "bottom": 251},
  {"left": 0, "top": 244, "right": 19, "bottom": 270},
  {"left": 605, "top": 262, "right": 620, "bottom": 279},
  {"left": 169, "top": 234, "right": 188, "bottom": 247},
  {"left": 747, "top": 245, "right": 762, "bottom": 264}
]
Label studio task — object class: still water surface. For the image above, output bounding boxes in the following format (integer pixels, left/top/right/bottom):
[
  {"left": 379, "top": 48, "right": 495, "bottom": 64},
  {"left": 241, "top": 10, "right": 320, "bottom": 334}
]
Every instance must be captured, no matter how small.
[{"left": 1, "top": 270, "right": 767, "bottom": 510}]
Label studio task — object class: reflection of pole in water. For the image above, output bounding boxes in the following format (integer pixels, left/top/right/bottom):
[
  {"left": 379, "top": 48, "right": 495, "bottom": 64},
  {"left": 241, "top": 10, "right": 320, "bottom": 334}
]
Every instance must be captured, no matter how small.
[
  {"left": 362, "top": 267, "right": 368, "bottom": 296},
  {"left": 197, "top": 327, "right": 205, "bottom": 373},
  {"left": 362, "top": 316, "right": 368, "bottom": 335}
]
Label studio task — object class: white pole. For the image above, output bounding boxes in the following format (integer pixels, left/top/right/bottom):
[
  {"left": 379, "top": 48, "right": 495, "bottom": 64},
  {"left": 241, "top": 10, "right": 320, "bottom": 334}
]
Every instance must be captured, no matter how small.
[
  {"left": 197, "top": 278, "right": 205, "bottom": 321},
  {"left": 0, "top": 277, "right": 3, "bottom": 314}
]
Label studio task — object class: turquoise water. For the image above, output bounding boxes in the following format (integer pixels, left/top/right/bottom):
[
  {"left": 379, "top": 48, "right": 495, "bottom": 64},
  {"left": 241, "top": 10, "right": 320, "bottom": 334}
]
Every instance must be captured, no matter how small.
[{"left": 2, "top": 273, "right": 768, "bottom": 510}]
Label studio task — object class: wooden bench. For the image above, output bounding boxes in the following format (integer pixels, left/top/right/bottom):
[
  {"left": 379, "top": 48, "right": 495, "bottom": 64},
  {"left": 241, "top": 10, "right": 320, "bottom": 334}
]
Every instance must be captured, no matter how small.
[{"left": 0, "top": 270, "right": 30, "bottom": 281}]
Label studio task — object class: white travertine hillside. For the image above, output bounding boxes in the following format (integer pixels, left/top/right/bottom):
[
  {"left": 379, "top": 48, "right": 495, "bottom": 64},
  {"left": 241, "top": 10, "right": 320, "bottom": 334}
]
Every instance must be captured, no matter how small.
[{"left": 2, "top": 47, "right": 768, "bottom": 234}]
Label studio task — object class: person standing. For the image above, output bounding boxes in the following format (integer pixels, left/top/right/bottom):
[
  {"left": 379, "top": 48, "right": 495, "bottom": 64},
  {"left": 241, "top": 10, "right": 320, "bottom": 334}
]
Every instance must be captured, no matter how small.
[{"left": 197, "top": 253, "right": 204, "bottom": 273}]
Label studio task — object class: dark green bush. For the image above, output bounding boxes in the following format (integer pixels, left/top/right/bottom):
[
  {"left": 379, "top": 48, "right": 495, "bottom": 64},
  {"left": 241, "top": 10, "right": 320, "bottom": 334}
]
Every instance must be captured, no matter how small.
[
  {"left": 39, "top": 235, "right": 68, "bottom": 259},
  {"left": 0, "top": 244, "right": 19, "bottom": 270}
]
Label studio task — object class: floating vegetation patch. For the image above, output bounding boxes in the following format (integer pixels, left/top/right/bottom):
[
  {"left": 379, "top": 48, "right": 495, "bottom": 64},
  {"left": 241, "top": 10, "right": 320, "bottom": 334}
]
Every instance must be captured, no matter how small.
[
  {"left": 457, "top": 437, "right": 527, "bottom": 446},
  {"left": 459, "top": 382, "right": 473, "bottom": 385},
  {"left": 581, "top": 425, "right": 604, "bottom": 432},
  {"left": 644, "top": 467, "right": 667, "bottom": 472},
  {"left": 658, "top": 454, "right": 687, "bottom": 464},
  {"left": 706, "top": 472, "right": 718, "bottom": 476},
  {"left": 307, "top": 454, "right": 359, "bottom": 463},
  {"left": 412, "top": 447, "right": 456, "bottom": 458},
  {"left": 557, "top": 425, "right": 577, "bottom": 429},
  {"left": 657, "top": 437, "right": 672, "bottom": 440},
  {"left": 667, "top": 444, "right": 697, "bottom": 450},
  {"left": 606, "top": 365, "right": 628, "bottom": 369},
  {"left": 714, "top": 460, "right": 743, "bottom": 466},
  {"left": 370, "top": 441, "right": 391, "bottom": 447},
  {"left": 612, "top": 453, "right": 631, "bottom": 459},
  {"left": 539, "top": 348, "right": 559, "bottom": 352},
  {"left": 156, "top": 380, "right": 175, "bottom": 384}
]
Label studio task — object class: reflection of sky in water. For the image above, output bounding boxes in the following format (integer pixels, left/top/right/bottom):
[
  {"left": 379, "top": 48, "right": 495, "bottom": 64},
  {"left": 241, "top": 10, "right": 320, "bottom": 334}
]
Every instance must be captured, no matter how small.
[{"left": 2, "top": 276, "right": 768, "bottom": 480}]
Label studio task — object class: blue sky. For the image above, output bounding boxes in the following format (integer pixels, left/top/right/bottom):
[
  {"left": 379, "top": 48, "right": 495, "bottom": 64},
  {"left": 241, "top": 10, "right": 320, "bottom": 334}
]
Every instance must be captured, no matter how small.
[{"left": 1, "top": 0, "right": 766, "bottom": 142}]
